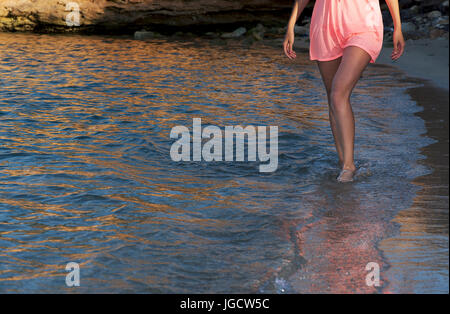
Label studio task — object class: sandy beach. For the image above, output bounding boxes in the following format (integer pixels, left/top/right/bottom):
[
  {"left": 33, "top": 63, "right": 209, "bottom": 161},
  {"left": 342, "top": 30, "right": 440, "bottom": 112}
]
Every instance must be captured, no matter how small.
[{"left": 377, "top": 38, "right": 449, "bottom": 91}]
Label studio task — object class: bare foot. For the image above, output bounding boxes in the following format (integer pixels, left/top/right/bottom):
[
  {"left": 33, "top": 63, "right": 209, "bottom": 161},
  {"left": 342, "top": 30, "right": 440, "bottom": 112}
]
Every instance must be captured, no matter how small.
[{"left": 337, "top": 167, "right": 356, "bottom": 183}]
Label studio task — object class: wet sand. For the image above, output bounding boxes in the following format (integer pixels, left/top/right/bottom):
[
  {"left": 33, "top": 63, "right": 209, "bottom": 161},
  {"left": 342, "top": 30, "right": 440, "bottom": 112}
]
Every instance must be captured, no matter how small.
[
  {"left": 377, "top": 38, "right": 449, "bottom": 293},
  {"left": 379, "top": 83, "right": 449, "bottom": 293}
]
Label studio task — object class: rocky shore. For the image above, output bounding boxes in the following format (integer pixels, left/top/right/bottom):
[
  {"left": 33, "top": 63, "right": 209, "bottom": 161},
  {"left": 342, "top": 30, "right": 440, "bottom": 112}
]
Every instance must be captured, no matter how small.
[
  {"left": 0, "top": 0, "right": 293, "bottom": 33},
  {"left": 0, "top": 1, "right": 448, "bottom": 41}
]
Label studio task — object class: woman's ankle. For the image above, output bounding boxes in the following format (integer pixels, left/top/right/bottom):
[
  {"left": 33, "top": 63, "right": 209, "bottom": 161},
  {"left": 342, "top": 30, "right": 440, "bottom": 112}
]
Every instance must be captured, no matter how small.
[{"left": 342, "top": 163, "right": 356, "bottom": 171}]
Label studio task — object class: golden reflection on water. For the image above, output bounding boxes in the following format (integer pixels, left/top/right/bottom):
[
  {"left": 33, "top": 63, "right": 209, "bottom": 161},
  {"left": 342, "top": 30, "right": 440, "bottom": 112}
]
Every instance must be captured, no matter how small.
[{"left": 0, "top": 32, "right": 447, "bottom": 293}]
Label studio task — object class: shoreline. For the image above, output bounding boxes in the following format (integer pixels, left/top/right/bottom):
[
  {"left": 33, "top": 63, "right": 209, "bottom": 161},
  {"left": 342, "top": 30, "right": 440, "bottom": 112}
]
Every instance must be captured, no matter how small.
[
  {"left": 362, "top": 43, "right": 449, "bottom": 292},
  {"left": 379, "top": 82, "right": 449, "bottom": 293},
  {"left": 365, "top": 41, "right": 449, "bottom": 293},
  {"left": 274, "top": 34, "right": 449, "bottom": 293}
]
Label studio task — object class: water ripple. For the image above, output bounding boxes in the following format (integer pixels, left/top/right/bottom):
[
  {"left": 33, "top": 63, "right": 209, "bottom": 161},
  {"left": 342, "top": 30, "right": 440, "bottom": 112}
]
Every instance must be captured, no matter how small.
[{"left": 0, "top": 33, "right": 443, "bottom": 293}]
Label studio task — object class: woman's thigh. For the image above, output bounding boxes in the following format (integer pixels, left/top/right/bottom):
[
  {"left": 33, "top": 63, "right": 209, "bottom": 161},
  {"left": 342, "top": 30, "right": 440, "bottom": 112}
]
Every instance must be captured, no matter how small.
[
  {"left": 331, "top": 46, "right": 372, "bottom": 100},
  {"left": 317, "top": 58, "right": 342, "bottom": 97}
]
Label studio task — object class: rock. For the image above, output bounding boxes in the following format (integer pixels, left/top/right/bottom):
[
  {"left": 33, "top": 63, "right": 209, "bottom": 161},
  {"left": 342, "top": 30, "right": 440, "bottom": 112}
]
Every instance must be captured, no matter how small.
[
  {"left": 412, "top": 16, "right": 423, "bottom": 23},
  {"left": 427, "top": 10, "right": 442, "bottom": 19},
  {"left": 401, "top": 9, "right": 415, "bottom": 20},
  {"left": 0, "top": 0, "right": 294, "bottom": 33},
  {"left": 443, "top": 0, "right": 450, "bottom": 9},
  {"left": 429, "top": 28, "right": 446, "bottom": 39},
  {"left": 1, "top": 0, "right": 448, "bottom": 42},
  {"left": 384, "top": 31, "right": 393, "bottom": 42},
  {"left": 401, "top": 22, "right": 417, "bottom": 35},
  {"left": 221, "top": 27, "right": 246, "bottom": 38},
  {"left": 253, "top": 23, "right": 266, "bottom": 32},
  {"left": 134, "top": 30, "right": 160, "bottom": 40},
  {"left": 247, "top": 23, "right": 266, "bottom": 41},
  {"left": 204, "top": 31, "right": 217, "bottom": 37},
  {"left": 417, "top": 25, "right": 429, "bottom": 36},
  {"left": 250, "top": 32, "right": 263, "bottom": 41},
  {"left": 301, "top": 17, "right": 311, "bottom": 25},
  {"left": 294, "top": 25, "right": 309, "bottom": 36},
  {"left": 271, "top": 27, "right": 286, "bottom": 35},
  {"left": 409, "top": 5, "right": 420, "bottom": 14},
  {"left": 436, "top": 16, "right": 449, "bottom": 25}
]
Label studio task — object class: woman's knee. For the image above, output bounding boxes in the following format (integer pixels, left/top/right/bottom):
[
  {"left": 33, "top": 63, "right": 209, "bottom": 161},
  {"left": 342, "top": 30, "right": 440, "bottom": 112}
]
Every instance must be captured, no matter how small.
[{"left": 330, "top": 87, "right": 350, "bottom": 111}]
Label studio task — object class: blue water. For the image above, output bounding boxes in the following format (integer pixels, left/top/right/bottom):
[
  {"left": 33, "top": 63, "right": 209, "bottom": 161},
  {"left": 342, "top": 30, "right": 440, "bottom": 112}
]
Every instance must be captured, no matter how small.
[{"left": 0, "top": 32, "right": 447, "bottom": 293}]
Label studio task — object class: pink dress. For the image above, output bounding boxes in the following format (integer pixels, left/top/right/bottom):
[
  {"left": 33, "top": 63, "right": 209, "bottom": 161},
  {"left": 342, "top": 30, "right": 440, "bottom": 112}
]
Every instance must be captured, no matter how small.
[{"left": 310, "top": 0, "right": 384, "bottom": 63}]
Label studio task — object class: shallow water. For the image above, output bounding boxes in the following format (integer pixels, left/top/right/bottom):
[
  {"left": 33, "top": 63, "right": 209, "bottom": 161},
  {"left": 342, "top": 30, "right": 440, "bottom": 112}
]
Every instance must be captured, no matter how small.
[{"left": 0, "top": 33, "right": 447, "bottom": 293}]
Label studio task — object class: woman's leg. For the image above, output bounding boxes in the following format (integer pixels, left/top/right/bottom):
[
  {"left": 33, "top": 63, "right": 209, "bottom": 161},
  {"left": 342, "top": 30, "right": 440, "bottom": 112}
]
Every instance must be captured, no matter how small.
[
  {"left": 316, "top": 58, "right": 344, "bottom": 166},
  {"left": 330, "top": 46, "right": 371, "bottom": 181}
]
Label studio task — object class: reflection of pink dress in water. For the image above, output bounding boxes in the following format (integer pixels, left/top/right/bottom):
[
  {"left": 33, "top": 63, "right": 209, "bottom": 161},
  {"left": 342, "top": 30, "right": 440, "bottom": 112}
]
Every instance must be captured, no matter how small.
[{"left": 309, "top": 0, "right": 384, "bottom": 63}]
